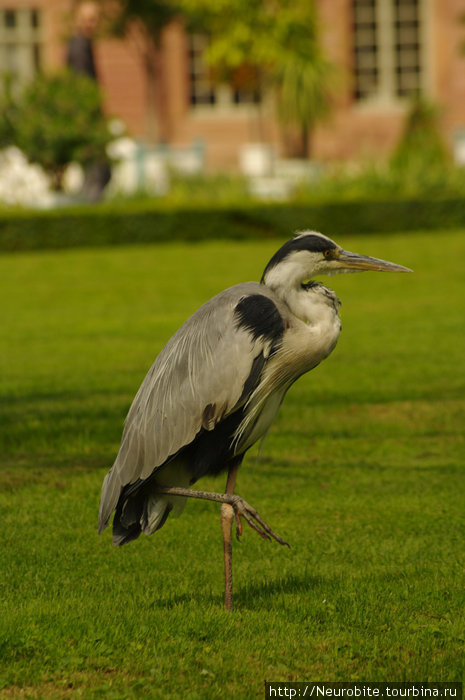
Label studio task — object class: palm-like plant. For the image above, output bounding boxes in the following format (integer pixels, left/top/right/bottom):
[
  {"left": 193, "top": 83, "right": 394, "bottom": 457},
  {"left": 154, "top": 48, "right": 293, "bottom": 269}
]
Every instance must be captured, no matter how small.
[
  {"left": 275, "top": 44, "right": 333, "bottom": 157},
  {"left": 182, "top": 0, "right": 333, "bottom": 158}
]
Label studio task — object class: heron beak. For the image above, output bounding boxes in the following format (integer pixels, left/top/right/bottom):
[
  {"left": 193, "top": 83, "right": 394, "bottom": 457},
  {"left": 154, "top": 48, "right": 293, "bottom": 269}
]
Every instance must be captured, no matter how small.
[{"left": 336, "top": 249, "right": 412, "bottom": 273}]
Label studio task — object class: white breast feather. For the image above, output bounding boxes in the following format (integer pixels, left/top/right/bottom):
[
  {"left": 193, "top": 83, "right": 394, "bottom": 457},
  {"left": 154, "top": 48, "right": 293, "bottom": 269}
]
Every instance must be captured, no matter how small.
[{"left": 234, "top": 298, "right": 341, "bottom": 452}]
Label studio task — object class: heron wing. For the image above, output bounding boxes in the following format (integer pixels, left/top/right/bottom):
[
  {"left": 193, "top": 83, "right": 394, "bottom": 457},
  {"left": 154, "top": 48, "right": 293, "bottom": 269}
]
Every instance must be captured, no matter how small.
[{"left": 98, "top": 282, "right": 285, "bottom": 531}]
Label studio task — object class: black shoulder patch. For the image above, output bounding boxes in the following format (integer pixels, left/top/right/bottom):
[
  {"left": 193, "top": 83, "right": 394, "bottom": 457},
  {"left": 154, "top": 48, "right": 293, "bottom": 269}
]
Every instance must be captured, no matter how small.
[
  {"left": 261, "top": 233, "right": 337, "bottom": 281},
  {"left": 234, "top": 294, "right": 284, "bottom": 344}
]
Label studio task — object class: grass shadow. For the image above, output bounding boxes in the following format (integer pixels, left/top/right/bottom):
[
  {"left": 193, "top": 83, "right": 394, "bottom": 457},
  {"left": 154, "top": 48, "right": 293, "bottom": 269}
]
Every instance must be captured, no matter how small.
[
  {"left": 149, "top": 572, "right": 324, "bottom": 612},
  {"left": 235, "top": 572, "right": 323, "bottom": 610}
]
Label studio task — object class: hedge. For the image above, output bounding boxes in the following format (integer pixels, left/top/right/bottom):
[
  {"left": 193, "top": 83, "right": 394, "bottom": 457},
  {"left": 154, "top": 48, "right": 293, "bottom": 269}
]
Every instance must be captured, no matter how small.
[{"left": 0, "top": 197, "right": 464, "bottom": 252}]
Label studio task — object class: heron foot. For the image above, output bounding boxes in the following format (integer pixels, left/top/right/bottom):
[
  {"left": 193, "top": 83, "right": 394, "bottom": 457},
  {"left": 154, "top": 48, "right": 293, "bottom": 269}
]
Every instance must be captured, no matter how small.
[{"left": 229, "top": 495, "right": 290, "bottom": 547}]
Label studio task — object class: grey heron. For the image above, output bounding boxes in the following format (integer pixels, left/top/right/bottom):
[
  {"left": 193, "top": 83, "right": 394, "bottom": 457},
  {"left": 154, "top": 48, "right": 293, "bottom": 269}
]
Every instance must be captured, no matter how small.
[{"left": 98, "top": 231, "right": 411, "bottom": 610}]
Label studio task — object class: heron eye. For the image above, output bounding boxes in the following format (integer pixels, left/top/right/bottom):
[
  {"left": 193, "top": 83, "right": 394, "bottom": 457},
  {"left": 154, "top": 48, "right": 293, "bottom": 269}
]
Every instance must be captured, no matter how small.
[{"left": 324, "top": 250, "right": 332, "bottom": 259}]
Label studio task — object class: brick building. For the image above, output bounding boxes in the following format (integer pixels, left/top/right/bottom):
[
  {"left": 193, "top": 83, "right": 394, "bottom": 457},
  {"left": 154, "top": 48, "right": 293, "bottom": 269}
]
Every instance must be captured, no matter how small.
[{"left": 1, "top": 0, "right": 464, "bottom": 170}]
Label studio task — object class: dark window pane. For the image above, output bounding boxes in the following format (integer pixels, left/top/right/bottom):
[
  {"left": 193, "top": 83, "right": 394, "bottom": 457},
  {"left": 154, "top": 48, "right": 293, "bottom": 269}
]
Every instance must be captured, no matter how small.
[{"left": 5, "top": 10, "right": 16, "bottom": 28}]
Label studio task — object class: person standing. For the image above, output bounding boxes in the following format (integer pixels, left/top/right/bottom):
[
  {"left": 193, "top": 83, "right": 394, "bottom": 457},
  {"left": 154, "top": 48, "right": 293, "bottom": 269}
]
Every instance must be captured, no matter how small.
[
  {"left": 67, "top": 1, "right": 111, "bottom": 201},
  {"left": 67, "top": 1, "right": 100, "bottom": 81}
]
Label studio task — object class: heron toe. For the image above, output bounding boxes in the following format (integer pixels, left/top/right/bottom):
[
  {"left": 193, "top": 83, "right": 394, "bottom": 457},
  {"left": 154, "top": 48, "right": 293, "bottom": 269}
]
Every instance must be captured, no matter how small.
[{"left": 229, "top": 495, "right": 290, "bottom": 547}]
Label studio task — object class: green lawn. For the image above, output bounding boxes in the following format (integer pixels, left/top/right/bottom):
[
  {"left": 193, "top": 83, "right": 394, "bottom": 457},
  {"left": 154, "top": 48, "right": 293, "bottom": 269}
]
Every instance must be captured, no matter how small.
[{"left": 0, "top": 230, "right": 464, "bottom": 698}]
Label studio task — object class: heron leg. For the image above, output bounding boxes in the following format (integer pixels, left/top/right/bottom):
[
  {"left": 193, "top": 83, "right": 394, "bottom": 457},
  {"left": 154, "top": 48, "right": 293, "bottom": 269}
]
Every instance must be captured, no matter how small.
[
  {"left": 155, "top": 473, "right": 288, "bottom": 611},
  {"left": 221, "top": 502, "right": 235, "bottom": 611},
  {"left": 222, "top": 463, "right": 239, "bottom": 612}
]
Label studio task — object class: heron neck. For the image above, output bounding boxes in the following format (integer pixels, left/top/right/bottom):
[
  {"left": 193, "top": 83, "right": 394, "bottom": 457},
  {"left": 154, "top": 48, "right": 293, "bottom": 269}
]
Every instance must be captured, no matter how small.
[{"left": 262, "top": 259, "right": 314, "bottom": 299}]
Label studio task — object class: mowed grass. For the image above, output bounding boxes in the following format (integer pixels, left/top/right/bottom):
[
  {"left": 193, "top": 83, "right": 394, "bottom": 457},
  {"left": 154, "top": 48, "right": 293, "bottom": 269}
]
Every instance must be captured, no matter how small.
[{"left": 0, "top": 230, "right": 464, "bottom": 697}]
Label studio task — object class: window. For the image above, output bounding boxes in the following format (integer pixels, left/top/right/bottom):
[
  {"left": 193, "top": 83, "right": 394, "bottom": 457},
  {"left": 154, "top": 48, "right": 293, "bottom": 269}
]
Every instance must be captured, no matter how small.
[
  {"left": 353, "top": 0, "right": 425, "bottom": 103},
  {"left": 353, "top": 0, "right": 378, "bottom": 100},
  {"left": 189, "top": 34, "right": 215, "bottom": 106},
  {"left": 393, "top": 0, "right": 422, "bottom": 97},
  {"left": 188, "top": 34, "right": 261, "bottom": 110},
  {"left": 0, "top": 8, "right": 43, "bottom": 83}
]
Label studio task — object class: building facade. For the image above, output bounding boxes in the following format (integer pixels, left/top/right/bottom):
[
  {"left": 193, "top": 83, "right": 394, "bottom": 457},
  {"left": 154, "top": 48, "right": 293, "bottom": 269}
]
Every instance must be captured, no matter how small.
[{"left": 1, "top": 0, "right": 464, "bottom": 170}]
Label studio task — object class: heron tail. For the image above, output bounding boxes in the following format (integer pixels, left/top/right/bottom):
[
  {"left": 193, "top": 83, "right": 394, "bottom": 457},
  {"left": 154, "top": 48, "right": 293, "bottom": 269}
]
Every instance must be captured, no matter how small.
[
  {"left": 108, "top": 459, "right": 191, "bottom": 546},
  {"left": 111, "top": 490, "right": 177, "bottom": 545}
]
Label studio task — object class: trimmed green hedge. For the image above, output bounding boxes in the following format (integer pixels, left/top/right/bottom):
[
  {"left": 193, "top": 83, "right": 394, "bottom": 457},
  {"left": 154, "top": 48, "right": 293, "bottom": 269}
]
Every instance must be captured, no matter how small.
[{"left": 1, "top": 197, "right": 464, "bottom": 252}]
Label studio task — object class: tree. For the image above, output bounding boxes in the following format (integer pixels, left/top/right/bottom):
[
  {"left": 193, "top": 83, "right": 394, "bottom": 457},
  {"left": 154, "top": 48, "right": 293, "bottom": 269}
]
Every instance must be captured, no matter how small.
[
  {"left": 390, "top": 98, "right": 448, "bottom": 173},
  {"left": 0, "top": 70, "right": 112, "bottom": 190},
  {"left": 181, "top": 0, "right": 333, "bottom": 157},
  {"left": 272, "top": 6, "right": 333, "bottom": 157},
  {"left": 107, "top": 0, "right": 182, "bottom": 144}
]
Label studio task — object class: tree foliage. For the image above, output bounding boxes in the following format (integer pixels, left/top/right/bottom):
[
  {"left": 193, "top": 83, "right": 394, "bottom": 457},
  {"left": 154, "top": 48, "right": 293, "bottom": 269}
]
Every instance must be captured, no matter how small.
[
  {"left": 0, "top": 70, "right": 112, "bottom": 189},
  {"left": 109, "top": 0, "right": 181, "bottom": 41},
  {"left": 0, "top": 76, "right": 19, "bottom": 149},
  {"left": 181, "top": 0, "right": 333, "bottom": 154}
]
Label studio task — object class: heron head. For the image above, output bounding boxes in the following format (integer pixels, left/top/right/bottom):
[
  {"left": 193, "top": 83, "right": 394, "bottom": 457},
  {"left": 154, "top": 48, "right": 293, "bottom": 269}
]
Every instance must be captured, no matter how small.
[{"left": 261, "top": 231, "right": 412, "bottom": 290}]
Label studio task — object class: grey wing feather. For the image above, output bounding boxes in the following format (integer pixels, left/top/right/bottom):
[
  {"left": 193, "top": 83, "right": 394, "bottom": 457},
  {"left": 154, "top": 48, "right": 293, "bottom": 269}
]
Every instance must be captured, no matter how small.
[{"left": 98, "top": 282, "right": 280, "bottom": 531}]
